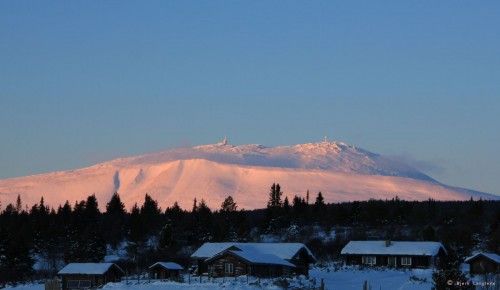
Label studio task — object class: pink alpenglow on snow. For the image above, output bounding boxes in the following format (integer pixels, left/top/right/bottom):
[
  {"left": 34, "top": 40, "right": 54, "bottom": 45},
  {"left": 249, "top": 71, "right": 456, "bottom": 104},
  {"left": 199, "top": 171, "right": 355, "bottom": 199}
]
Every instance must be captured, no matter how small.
[{"left": 0, "top": 141, "right": 497, "bottom": 210}]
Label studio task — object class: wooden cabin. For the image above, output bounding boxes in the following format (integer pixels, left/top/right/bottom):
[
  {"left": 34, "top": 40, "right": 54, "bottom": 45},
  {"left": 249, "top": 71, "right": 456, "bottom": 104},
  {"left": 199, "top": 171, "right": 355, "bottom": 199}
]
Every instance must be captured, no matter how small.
[
  {"left": 190, "top": 243, "right": 316, "bottom": 278},
  {"left": 341, "top": 240, "right": 447, "bottom": 269},
  {"left": 149, "top": 262, "right": 184, "bottom": 281},
  {"left": 465, "top": 253, "right": 500, "bottom": 275},
  {"left": 57, "top": 263, "right": 124, "bottom": 290},
  {"left": 204, "top": 247, "right": 295, "bottom": 278}
]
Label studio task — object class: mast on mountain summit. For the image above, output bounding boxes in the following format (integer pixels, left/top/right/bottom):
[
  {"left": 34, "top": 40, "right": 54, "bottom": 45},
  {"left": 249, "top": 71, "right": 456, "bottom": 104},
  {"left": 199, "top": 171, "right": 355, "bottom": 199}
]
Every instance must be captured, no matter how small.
[{"left": 223, "top": 136, "right": 228, "bottom": 145}]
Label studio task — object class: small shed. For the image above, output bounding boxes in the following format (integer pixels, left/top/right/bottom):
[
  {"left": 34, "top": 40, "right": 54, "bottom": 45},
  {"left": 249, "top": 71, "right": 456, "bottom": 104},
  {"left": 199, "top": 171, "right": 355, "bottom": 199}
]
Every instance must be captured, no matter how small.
[
  {"left": 58, "top": 263, "right": 124, "bottom": 290},
  {"left": 149, "top": 262, "right": 184, "bottom": 281},
  {"left": 465, "top": 253, "right": 500, "bottom": 275}
]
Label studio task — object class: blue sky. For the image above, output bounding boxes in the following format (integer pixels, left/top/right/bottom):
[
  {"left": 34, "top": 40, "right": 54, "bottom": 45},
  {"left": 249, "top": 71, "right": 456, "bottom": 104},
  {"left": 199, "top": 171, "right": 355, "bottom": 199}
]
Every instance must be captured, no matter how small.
[{"left": 1, "top": 1, "right": 499, "bottom": 196}]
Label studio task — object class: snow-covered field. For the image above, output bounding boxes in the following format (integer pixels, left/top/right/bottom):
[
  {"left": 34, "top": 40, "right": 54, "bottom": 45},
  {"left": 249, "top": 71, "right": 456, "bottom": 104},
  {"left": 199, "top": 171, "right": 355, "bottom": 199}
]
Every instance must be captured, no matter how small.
[
  {"left": 2, "top": 267, "right": 437, "bottom": 290},
  {"left": 311, "top": 267, "right": 433, "bottom": 290}
]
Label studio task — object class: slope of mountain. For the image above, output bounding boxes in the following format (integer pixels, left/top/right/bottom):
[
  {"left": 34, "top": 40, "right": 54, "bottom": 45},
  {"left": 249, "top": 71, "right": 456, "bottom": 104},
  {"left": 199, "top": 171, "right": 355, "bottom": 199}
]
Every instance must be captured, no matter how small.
[{"left": 0, "top": 141, "right": 497, "bottom": 210}]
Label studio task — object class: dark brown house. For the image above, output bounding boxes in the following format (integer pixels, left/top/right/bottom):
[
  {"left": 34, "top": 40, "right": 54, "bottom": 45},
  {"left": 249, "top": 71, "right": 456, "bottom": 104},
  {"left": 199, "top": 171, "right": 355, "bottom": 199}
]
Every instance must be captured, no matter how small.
[
  {"left": 57, "top": 263, "right": 124, "bottom": 290},
  {"left": 465, "top": 253, "right": 500, "bottom": 275},
  {"left": 341, "top": 241, "right": 447, "bottom": 269},
  {"left": 191, "top": 243, "right": 316, "bottom": 278},
  {"left": 149, "top": 262, "right": 184, "bottom": 281},
  {"left": 204, "top": 247, "right": 296, "bottom": 278}
]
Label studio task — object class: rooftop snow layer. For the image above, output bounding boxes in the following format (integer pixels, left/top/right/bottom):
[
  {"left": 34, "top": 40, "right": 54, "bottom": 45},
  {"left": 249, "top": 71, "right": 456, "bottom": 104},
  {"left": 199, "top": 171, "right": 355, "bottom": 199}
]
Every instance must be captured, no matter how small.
[
  {"left": 58, "top": 263, "right": 124, "bottom": 275},
  {"left": 149, "top": 262, "right": 184, "bottom": 270},
  {"left": 465, "top": 252, "right": 500, "bottom": 263},
  {"left": 191, "top": 243, "right": 316, "bottom": 262},
  {"left": 227, "top": 250, "right": 296, "bottom": 267},
  {"left": 340, "top": 241, "right": 446, "bottom": 256}
]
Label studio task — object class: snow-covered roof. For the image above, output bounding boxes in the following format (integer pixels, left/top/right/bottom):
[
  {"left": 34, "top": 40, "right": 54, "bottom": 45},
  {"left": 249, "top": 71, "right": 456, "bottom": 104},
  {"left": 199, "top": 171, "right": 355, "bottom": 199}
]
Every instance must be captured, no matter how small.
[
  {"left": 149, "top": 262, "right": 184, "bottom": 270},
  {"left": 226, "top": 250, "right": 296, "bottom": 267},
  {"left": 465, "top": 253, "right": 500, "bottom": 264},
  {"left": 340, "top": 241, "right": 446, "bottom": 256},
  {"left": 58, "top": 263, "right": 124, "bottom": 275},
  {"left": 191, "top": 243, "right": 315, "bottom": 262}
]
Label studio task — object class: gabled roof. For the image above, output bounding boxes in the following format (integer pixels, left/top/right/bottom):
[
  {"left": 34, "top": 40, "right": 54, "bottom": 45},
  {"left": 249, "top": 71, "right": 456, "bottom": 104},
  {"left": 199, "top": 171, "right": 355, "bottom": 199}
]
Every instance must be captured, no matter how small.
[
  {"left": 340, "top": 241, "right": 447, "bottom": 256},
  {"left": 58, "top": 263, "right": 124, "bottom": 275},
  {"left": 205, "top": 248, "right": 296, "bottom": 267},
  {"left": 465, "top": 252, "right": 500, "bottom": 264},
  {"left": 149, "top": 262, "right": 184, "bottom": 270},
  {"left": 229, "top": 249, "right": 296, "bottom": 267},
  {"left": 191, "top": 243, "right": 316, "bottom": 262}
]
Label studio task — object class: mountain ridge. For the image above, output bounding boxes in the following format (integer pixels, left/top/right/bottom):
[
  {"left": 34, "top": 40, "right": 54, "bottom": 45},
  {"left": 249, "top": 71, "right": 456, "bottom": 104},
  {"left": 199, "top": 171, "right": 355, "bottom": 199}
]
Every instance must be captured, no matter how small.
[{"left": 0, "top": 141, "right": 497, "bottom": 210}]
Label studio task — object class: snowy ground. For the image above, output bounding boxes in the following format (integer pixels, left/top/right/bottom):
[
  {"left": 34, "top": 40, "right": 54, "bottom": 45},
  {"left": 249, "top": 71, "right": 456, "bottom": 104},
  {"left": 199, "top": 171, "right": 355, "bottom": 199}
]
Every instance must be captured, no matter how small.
[
  {"left": 2, "top": 266, "right": 438, "bottom": 290},
  {"left": 311, "top": 267, "right": 433, "bottom": 290},
  {"left": 5, "top": 265, "right": 499, "bottom": 290}
]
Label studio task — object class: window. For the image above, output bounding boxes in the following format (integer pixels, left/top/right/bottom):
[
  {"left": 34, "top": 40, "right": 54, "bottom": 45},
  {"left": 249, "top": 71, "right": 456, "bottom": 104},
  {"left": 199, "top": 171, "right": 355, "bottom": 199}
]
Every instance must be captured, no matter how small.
[
  {"left": 401, "top": 256, "right": 412, "bottom": 266},
  {"left": 224, "top": 263, "right": 234, "bottom": 274},
  {"left": 362, "top": 256, "right": 376, "bottom": 265}
]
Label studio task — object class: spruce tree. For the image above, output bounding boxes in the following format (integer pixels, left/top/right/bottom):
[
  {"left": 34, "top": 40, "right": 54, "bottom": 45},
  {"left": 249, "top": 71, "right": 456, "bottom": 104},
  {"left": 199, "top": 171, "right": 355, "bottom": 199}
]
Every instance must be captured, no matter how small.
[
  {"left": 15, "top": 194, "right": 22, "bottom": 213},
  {"left": 267, "top": 183, "right": 283, "bottom": 208},
  {"left": 160, "top": 202, "right": 185, "bottom": 253},
  {"left": 265, "top": 183, "right": 286, "bottom": 233},
  {"left": 126, "top": 203, "right": 146, "bottom": 264},
  {"left": 220, "top": 196, "right": 239, "bottom": 241},
  {"left": 104, "top": 192, "right": 127, "bottom": 248},
  {"left": 140, "top": 193, "right": 162, "bottom": 236}
]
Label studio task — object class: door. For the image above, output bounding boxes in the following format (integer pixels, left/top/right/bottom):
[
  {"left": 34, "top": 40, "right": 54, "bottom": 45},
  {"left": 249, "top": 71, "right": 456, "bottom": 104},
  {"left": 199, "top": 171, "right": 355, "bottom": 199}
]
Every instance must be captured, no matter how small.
[{"left": 388, "top": 256, "right": 397, "bottom": 267}]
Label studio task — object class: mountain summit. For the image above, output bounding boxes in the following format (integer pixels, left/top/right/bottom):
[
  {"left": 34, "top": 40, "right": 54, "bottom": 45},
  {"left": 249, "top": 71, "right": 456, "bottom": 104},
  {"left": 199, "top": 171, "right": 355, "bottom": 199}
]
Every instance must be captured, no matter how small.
[
  {"left": 0, "top": 141, "right": 496, "bottom": 210},
  {"left": 111, "top": 141, "right": 434, "bottom": 181}
]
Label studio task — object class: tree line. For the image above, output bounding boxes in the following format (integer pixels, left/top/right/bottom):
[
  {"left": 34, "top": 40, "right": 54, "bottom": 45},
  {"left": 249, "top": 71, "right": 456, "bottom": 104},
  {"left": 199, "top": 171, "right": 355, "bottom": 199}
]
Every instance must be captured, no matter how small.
[{"left": 0, "top": 183, "right": 499, "bottom": 284}]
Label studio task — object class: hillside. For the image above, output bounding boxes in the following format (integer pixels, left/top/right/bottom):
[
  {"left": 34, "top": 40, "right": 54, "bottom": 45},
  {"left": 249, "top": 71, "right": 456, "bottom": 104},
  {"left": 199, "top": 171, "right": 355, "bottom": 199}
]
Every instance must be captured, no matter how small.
[{"left": 0, "top": 141, "right": 497, "bottom": 210}]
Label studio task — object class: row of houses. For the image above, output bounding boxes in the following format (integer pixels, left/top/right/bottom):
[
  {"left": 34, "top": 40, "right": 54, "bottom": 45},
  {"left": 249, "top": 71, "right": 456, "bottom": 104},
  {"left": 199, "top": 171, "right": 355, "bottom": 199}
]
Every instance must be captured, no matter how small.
[{"left": 56, "top": 241, "right": 499, "bottom": 290}]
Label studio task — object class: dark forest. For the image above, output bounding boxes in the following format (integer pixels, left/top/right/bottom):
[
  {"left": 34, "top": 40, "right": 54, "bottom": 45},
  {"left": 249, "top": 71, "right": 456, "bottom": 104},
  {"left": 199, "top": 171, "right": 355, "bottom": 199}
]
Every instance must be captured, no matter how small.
[{"left": 1, "top": 183, "right": 499, "bottom": 284}]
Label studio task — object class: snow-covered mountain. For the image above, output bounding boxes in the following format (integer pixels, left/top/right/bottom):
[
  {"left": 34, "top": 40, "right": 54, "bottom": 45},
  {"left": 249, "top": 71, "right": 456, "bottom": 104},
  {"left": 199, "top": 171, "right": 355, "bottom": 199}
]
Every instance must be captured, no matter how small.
[{"left": 0, "top": 141, "right": 497, "bottom": 210}]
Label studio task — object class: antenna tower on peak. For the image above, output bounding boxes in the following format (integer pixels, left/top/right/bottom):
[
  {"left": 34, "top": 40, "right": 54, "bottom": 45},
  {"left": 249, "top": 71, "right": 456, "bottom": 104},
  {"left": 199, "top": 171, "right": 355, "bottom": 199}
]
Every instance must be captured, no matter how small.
[
  {"left": 223, "top": 136, "right": 228, "bottom": 145},
  {"left": 324, "top": 136, "right": 328, "bottom": 142}
]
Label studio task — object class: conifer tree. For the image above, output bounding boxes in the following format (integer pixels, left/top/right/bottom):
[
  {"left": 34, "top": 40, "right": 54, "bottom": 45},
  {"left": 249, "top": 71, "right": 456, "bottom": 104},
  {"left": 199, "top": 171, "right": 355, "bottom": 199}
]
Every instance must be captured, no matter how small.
[
  {"left": 314, "top": 192, "right": 326, "bottom": 209},
  {"left": 265, "top": 183, "right": 286, "bottom": 233},
  {"left": 15, "top": 194, "right": 22, "bottom": 213},
  {"left": 104, "top": 192, "right": 127, "bottom": 248},
  {"left": 128, "top": 203, "right": 144, "bottom": 244},
  {"left": 160, "top": 202, "right": 185, "bottom": 253},
  {"left": 220, "top": 196, "right": 239, "bottom": 241},
  {"left": 140, "top": 193, "right": 162, "bottom": 236},
  {"left": 126, "top": 203, "right": 146, "bottom": 264},
  {"left": 267, "top": 183, "right": 283, "bottom": 208}
]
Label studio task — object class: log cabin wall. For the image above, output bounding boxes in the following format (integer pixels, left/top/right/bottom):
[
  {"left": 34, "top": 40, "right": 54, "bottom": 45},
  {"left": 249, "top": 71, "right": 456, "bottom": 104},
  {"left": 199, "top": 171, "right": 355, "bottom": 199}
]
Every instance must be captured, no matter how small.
[
  {"left": 208, "top": 254, "right": 248, "bottom": 277},
  {"left": 469, "top": 257, "right": 500, "bottom": 275}
]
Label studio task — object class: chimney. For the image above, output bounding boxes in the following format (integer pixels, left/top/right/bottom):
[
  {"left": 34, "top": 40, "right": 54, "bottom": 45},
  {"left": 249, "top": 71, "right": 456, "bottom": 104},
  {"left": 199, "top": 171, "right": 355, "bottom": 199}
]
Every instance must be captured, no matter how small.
[{"left": 385, "top": 239, "right": 391, "bottom": 247}]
